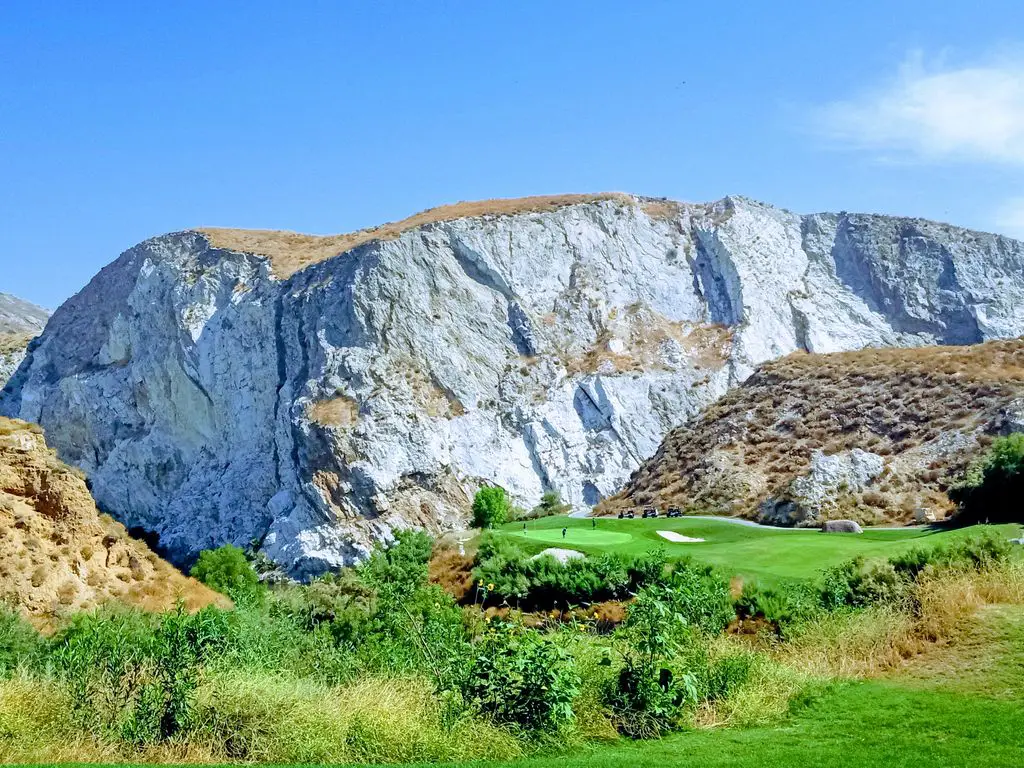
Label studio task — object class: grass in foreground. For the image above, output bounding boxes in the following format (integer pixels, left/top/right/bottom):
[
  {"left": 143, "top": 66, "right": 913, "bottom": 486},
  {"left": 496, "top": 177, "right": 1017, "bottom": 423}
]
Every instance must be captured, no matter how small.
[
  {"left": 498, "top": 516, "right": 1024, "bottom": 584},
  {"left": 60, "top": 606, "right": 1024, "bottom": 768}
]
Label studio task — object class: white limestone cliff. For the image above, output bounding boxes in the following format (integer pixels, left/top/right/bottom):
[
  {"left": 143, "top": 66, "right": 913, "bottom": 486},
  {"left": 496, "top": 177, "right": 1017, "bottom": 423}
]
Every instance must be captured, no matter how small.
[{"left": 3, "top": 195, "right": 1022, "bottom": 576}]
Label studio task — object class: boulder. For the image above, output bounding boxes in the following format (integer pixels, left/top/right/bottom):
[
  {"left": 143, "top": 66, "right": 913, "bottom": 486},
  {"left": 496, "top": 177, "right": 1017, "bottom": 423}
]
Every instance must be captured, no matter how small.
[{"left": 822, "top": 519, "right": 864, "bottom": 534}]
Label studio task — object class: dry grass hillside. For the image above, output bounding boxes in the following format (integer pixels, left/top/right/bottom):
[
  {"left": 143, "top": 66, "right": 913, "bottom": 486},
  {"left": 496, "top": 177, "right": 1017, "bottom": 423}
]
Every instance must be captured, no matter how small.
[
  {"left": 198, "top": 192, "right": 650, "bottom": 278},
  {"left": 0, "top": 333, "right": 33, "bottom": 357},
  {"left": 0, "top": 418, "right": 227, "bottom": 627},
  {"left": 601, "top": 338, "right": 1024, "bottom": 525}
]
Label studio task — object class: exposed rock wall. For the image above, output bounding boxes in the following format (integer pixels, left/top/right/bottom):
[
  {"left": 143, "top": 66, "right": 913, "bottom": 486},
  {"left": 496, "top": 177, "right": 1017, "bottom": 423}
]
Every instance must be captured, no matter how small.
[
  {"left": 3, "top": 196, "right": 1023, "bottom": 576},
  {"left": 0, "top": 293, "right": 49, "bottom": 388}
]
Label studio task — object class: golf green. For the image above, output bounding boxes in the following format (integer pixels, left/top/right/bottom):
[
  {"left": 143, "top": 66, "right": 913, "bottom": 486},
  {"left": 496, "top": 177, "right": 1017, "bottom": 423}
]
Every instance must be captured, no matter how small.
[
  {"left": 511, "top": 528, "right": 634, "bottom": 547},
  {"left": 496, "top": 516, "right": 1024, "bottom": 584}
]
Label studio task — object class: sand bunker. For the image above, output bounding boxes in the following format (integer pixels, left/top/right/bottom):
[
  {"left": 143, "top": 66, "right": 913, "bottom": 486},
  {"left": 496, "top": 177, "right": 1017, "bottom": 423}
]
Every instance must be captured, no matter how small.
[
  {"left": 532, "top": 548, "right": 587, "bottom": 563},
  {"left": 657, "top": 530, "right": 705, "bottom": 543}
]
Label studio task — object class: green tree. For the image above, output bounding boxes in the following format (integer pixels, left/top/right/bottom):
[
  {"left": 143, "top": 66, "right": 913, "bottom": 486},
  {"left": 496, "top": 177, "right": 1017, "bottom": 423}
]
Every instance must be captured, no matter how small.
[
  {"left": 532, "top": 490, "right": 570, "bottom": 518},
  {"left": 471, "top": 486, "right": 510, "bottom": 529},
  {"left": 359, "top": 529, "right": 433, "bottom": 594},
  {"left": 951, "top": 434, "right": 1024, "bottom": 524},
  {"left": 190, "top": 544, "right": 263, "bottom": 605}
]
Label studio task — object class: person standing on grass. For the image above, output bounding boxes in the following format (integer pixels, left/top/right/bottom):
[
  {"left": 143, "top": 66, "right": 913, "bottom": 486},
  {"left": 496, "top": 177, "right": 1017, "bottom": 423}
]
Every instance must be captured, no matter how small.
[
  {"left": 592, "top": 518, "right": 596, "bottom": 529},
  {"left": 562, "top": 527, "right": 567, "bottom": 539}
]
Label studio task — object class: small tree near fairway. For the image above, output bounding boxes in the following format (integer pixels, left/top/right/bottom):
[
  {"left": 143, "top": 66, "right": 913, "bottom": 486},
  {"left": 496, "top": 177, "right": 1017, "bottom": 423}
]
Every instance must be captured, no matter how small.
[{"left": 472, "top": 486, "right": 510, "bottom": 529}]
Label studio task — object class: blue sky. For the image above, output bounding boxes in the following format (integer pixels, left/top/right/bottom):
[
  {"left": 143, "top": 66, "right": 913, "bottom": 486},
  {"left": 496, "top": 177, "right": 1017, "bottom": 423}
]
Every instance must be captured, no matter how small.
[{"left": 2, "top": 2, "right": 1023, "bottom": 309}]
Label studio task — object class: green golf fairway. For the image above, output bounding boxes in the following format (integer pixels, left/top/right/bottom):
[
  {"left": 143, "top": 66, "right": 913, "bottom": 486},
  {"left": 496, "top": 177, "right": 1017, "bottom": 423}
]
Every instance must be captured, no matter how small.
[
  {"left": 501, "top": 516, "right": 1024, "bottom": 584},
  {"left": 514, "top": 528, "right": 634, "bottom": 547}
]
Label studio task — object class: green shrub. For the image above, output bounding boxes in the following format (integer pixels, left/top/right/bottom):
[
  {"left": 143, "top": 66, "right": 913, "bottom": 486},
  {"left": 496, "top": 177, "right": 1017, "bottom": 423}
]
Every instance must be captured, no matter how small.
[
  {"left": 463, "top": 622, "right": 579, "bottom": 732},
  {"left": 272, "top": 571, "right": 376, "bottom": 650},
  {"left": 736, "top": 581, "right": 822, "bottom": 634},
  {"left": 603, "top": 584, "right": 696, "bottom": 738},
  {"left": 472, "top": 536, "right": 667, "bottom": 610},
  {"left": 889, "top": 532, "right": 1012, "bottom": 580},
  {"left": 359, "top": 529, "right": 433, "bottom": 595},
  {"left": 942, "top": 530, "right": 1013, "bottom": 568},
  {"left": 471, "top": 487, "right": 511, "bottom": 529},
  {"left": 202, "top": 600, "right": 354, "bottom": 683},
  {"left": 656, "top": 559, "right": 734, "bottom": 635},
  {"left": 0, "top": 608, "right": 41, "bottom": 677},
  {"left": 950, "top": 434, "right": 1024, "bottom": 523},
  {"left": 889, "top": 546, "right": 933, "bottom": 579},
  {"left": 191, "top": 544, "right": 264, "bottom": 606},
  {"left": 702, "top": 652, "right": 755, "bottom": 702},
  {"left": 362, "top": 584, "right": 472, "bottom": 691},
  {"left": 49, "top": 605, "right": 230, "bottom": 745}
]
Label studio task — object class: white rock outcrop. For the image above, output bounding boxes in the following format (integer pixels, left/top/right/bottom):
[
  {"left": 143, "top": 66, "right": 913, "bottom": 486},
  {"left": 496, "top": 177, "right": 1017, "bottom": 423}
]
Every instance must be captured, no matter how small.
[
  {"left": 3, "top": 196, "right": 1023, "bottom": 576},
  {"left": 759, "top": 449, "right": 886, "bottom": 526},
  {"left": 0, "top": 292, "right": 49, "bottom": 388}
]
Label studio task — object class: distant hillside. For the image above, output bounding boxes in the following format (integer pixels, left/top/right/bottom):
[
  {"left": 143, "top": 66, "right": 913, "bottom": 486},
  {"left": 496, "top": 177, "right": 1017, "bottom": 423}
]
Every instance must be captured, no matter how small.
[
  {"left": 0, "top": 293, "right": 49, "bottom": 389},
  {"left": 602, "top": 338, "right": 1024, "bottom": 526},
  {"left": 0, "top": 417, "right": 227, "bottom": 627}
]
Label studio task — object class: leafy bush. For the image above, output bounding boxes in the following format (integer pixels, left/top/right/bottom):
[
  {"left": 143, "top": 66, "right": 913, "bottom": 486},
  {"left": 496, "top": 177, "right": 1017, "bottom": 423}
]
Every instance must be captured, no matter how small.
[
  {"left": 191, "top": 544, "right": 264, "bottom": 606},
  {"left": 603, "top": 583, "right": 696, "bottom": 738},
  {"left": 513, "top": 490, "right": 570, "bottom": 521},
  {"left": 942, "top": 531, "right": 1014, "bottom": 568},
  {"left": 471, "top": 487, "right": 511, "bottom": 529},
  {"left": 463, "top": 623, "right": 579, "bottom": 732},
  {"left": 359, "top": 529, "right": 433, "bottom": 595},
  {"left": 655, "top": 559, "right": 734, "bottom": 634},
  {"left": 472, "top": 536, "right": 667, "bottom": 609},
  {"left": 889, "top": 532, "right": 1012, "bottom": 580},
  {"left": 49, "top": 605, "right": 230, "bottom": 745},
  {"left": 0, "top": 608, "right": 41, "bottom": 677},
  {"left": 951, "top": 434, "right": 1024, "bottom": 523},
  {"left": 736, "top": 581, "right": 823, "bottom": 634},
  {"left": 889, "top": 546, "right": 933, "bottom": 579}
]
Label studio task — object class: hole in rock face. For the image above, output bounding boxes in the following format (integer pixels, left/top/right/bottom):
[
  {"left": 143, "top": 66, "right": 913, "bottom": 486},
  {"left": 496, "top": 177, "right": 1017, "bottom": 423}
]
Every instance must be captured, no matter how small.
[
  {"left": 582, "top": 481, "right": 602, "bottom": 507},
  {"left": 128, "top": 526, "right": 162, "bottom": 553}
]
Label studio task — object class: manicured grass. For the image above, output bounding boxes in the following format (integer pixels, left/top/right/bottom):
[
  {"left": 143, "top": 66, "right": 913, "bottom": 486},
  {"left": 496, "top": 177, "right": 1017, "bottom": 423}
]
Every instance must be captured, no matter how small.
[{"left": 499, "top": 516, "right": 1024, "bottom": 584}]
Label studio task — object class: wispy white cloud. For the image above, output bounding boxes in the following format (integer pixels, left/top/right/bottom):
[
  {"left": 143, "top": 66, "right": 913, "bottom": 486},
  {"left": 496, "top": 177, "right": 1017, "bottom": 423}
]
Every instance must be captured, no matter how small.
[
  {"left": 815, "top": 51, "right": 1024, "bottom": 165},
  {"left": 994, "top": 196, "right": 1024, "bottom": 238}
]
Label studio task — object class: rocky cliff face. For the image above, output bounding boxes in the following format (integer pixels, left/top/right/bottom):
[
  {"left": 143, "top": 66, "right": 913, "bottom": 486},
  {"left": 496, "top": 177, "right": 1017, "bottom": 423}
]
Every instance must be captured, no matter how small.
[
  {"left": 3, "top": 195, "right": 1023, "bottom": 576},
  {"left": 0, "top": 293, "right": 49, "bottom": 388}
]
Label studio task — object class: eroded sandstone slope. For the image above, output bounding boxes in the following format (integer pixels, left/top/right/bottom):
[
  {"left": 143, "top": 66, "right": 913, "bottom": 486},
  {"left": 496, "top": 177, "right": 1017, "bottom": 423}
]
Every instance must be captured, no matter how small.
[
  {"left": 3, "top": 194, "right": 1023, "bottom": 575},
  {"left": 0, "top": 418, "right": 226, "bottom": 625},
  {"left": 603, "top": 338, "right": 1024, "bottom": 526}
]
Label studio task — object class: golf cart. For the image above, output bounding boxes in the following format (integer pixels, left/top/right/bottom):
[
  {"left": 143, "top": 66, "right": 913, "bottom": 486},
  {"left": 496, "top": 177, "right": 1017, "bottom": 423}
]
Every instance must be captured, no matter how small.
[{"left": 667, "top": 506, "right": 682, "bottom": 518}]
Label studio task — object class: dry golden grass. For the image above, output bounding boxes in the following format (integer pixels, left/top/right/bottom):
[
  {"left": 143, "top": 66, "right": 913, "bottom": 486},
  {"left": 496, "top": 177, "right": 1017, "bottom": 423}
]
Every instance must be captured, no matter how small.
[
  {"left": 0, "top": 332, "right": 33, "bottom": 356},
  {"left": 777, "top": 562, "right": 1024, "bottom": 682},
  {"left": 640, "top": 198, "right": 683, "bottom": 221},
  {"left": 563, "top": 309, "right": 733, "bottom": 376},
  {"left": 307, "top": 396, "right": 360, "bottom": 429},
  {"left": 604, "top": 337, "right": 1024, "bottom": 522},
  {"left": 199, "top": 193, "right": 637, "bottom": 278}
]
